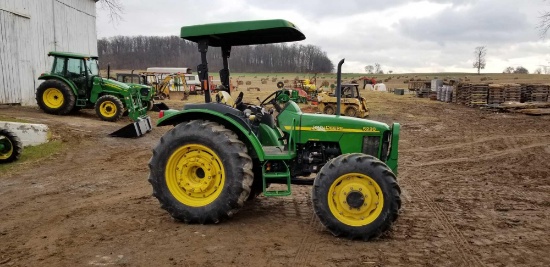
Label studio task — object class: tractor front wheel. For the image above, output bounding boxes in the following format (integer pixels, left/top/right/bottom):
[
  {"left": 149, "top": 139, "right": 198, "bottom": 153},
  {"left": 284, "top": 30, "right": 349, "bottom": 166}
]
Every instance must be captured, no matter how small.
[
  {"left": 0, "top": 129, "right": 23, "bottom": 163},
  {"left": 143, "top": 100, "right": 153, "bottom": 111},
  {"left": 312, "top": 153, "right": 401, "bottom": 240},
  {"left": 148, "top": 120, "right": 253, "bottom": 223},
  {"left": 36, "top": 80, "right": 76, "bottom": 115},
  {"left": 95, "top": 95, "right": 124, "bottom": 122}
]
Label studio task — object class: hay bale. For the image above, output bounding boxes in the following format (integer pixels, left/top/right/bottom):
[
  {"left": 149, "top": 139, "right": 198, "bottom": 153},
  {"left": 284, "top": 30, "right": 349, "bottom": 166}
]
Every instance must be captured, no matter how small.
[
  {"left": 237, "top": 81, "right": 244, "bottom": 85},
  {"left": 261, "top": 80, "right": 267, "bottom": 84},
  {"left": 245, "top": 81, "right": 252, "bottom": 85}
]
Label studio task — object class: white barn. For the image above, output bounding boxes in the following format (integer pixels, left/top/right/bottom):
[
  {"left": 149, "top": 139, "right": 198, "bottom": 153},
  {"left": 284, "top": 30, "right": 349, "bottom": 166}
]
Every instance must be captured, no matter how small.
[{"left": 0, "top": 0, "right": 98, "bottom": 106}]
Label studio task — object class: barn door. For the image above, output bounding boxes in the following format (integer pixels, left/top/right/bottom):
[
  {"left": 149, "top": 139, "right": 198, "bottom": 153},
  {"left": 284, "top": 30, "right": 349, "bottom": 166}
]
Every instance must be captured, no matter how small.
[{"left": 0, "top": 10, "right": 31, "bottom": 104}]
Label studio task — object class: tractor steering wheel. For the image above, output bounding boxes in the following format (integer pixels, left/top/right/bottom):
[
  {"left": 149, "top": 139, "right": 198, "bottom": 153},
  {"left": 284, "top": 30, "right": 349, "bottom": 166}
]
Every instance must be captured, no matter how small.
[{"left": 260, "top": 91, "right": 283, "bottom": 112}]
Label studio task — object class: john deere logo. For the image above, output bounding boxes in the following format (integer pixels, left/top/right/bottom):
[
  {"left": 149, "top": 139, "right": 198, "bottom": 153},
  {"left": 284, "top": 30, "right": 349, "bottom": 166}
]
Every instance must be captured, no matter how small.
[{"left": 312, "top": 126, "right": 342, "bottom": 131}]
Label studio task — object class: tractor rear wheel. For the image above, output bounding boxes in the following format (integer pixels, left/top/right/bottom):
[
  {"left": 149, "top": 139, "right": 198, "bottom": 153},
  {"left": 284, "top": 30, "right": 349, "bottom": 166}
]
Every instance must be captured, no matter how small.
[
  {"left": 312, "top": 153, "right": 401, "bottom": 240},
  {"left": 148, "top": 120, "right": 253, "bottom": 223},
  {"left": 36, "top": 80, "right": 76, "bottom": 115},
  {"left": 95, "top": 95, "right": 124, "bottom": 122},
  {"left": 344, "top": 105, "right": 359, "bottom": 117},
  {"left": 0, "top": 129, "right": 23, "bottom": 163},
  {"left": 323, "top": 104, "right": 335, "bottom": 115}
]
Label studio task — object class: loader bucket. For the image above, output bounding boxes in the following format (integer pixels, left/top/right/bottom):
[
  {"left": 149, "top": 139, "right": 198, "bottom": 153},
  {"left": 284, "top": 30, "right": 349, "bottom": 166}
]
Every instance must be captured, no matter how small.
[
  {"left": 110, "top": 116, "right": 153, "bottom": 138},
  {"left": 152, "top": 102, "right": 170, "bottom": 112}
]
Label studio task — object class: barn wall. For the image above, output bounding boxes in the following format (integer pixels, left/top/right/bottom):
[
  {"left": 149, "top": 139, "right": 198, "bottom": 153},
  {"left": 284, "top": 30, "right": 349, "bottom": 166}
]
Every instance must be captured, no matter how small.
[{"left": 0, "top": 0, "right": 97, "bottom": 106}]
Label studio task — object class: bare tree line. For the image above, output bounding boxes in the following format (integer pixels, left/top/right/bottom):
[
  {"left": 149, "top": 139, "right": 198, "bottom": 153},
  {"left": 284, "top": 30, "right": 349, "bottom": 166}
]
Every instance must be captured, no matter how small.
[{"left": 97, "top": 36, "right": 334, "bottom": 73}]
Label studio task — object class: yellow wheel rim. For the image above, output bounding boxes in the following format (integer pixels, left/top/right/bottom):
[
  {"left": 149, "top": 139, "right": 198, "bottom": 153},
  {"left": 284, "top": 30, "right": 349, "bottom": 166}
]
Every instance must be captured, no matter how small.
[
  {"left": 328, "top": 173, "right": 384, "bottom": 226},
  {"left": 99, "top": 101, "right": 117, "bottom": 118},
  {"left": 0, "top": 136, "right": 13, "bottom": 160},
  {"left": 43, "top": 88, "right": 64, "bottom": 109},
  {"left": 166, "top": 144, "right": 225, "bottom": 207}
]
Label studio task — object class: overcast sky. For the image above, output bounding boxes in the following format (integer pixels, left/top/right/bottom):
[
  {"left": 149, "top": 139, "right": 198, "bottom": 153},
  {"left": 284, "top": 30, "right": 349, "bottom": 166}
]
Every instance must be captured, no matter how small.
[{"left": 97, "top": 0, "right": 550, "bottom": 74}]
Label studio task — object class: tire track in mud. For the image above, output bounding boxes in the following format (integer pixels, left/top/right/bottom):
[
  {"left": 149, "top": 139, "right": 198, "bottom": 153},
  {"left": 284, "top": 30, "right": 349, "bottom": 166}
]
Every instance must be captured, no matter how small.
[
  {"left": 290, "top": 190, "right": 325, "bottom": 267},
  {"left": 406, "top": 142, "right": 550, "bottom": 167},
  {"left": 401, "top": 133, "right": 550, "bottom": 153},
  {"left": 406, "top": 182, "right": 485, "bottom": 267}
]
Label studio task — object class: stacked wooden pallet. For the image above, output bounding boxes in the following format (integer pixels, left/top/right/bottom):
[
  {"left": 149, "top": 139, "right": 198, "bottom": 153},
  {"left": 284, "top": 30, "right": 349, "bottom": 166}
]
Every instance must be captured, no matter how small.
[
  {"left": 520, "top": 84, "right": 530, "bottom": 103},
  {"left": 503, "top": 83, "right": 521, "bottom": 102},
  {"left": 488, "top": 84, "right": 505, "bottom": 105},
  {"left": 468, "top": 84, "right": 488, "bottom": 106},
  {"left": 530, "top": 84, "right": 549, "bottom": 102},
  {"left": 454, "top": 83, "right": 470, "bottom": 105}
]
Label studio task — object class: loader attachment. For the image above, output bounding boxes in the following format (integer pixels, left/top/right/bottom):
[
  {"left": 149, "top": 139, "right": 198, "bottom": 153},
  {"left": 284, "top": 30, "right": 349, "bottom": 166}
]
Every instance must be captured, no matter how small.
[
  {"left": 152, "top": 102, "right": 170, "bottom": 112},
  {"left": 109, "top": 116, "right": 153, "bottom": 138}
]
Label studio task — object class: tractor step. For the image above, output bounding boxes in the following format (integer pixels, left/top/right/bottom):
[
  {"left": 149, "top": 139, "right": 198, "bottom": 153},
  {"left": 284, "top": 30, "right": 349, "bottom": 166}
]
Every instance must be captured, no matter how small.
[
  {"left": 262, "top": 161, "right": 291, "bottom": 197},
  {"left": 76, "top": 99, "right": 87, "bottom": 106}
]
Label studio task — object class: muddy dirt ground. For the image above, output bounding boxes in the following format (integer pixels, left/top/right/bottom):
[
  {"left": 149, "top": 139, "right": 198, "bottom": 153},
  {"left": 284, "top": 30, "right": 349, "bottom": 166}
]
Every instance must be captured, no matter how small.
[{"left": 1, "top": 90, "right": 550, "bottom": 267}]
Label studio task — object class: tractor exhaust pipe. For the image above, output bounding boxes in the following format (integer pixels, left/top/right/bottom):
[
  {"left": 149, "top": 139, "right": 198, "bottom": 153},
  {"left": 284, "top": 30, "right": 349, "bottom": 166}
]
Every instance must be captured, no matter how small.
[
  {"left": 336, "top": 58, "right": 345, "bottom": 116},
  {"left": 107, "top": 64, "right": 111, "bottom": 79}
]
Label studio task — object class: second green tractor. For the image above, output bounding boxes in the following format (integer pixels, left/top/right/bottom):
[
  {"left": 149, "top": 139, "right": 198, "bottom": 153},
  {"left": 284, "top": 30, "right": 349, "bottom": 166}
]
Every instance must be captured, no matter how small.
[{"left": 36, "top": 52, "right": 153, "bottom": 137}]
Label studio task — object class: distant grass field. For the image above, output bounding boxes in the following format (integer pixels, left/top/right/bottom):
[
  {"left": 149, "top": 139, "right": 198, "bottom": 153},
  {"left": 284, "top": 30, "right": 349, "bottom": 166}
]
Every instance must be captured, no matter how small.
[{"left": 108, "top": 69, "right": 550, "bottom": 92}]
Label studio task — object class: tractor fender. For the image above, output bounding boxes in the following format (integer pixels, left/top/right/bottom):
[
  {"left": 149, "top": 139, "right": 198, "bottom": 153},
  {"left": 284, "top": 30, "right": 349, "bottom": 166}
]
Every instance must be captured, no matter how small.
[
  {"left": 157, "top": 109, "right": 266, "bottom": 161},
  {"left": 38, "top": 74, "right": 78, "bottom": 95}
]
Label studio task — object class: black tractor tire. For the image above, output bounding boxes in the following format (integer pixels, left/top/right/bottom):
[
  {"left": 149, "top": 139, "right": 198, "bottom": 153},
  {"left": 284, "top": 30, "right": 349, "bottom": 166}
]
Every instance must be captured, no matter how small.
[
  {"left": 344, "top": 105, "right": 359, "bottom": 117},
  {"left": 0, "top": 129, "right": 23, "bottom": 163},
  {"left": 95, "top": 95, "right": 124, "bottom": 122},
  {"left": 148, "top": 120, "right": 253, "bottom": 223},
  {"left": 323, "top": 104, "right": 336, "bottom": 115},
  {"left": 276, "top": 81, "right": 285, "bottom": 89},
  {"left": 143, "top": 100, "right": 153, "bottom": 111},
  {"left": 36, "top": 80, "right": 76, "bottom": 115},
  {"left": 312, "top": 153, "right": 401, "bottom": 240}
]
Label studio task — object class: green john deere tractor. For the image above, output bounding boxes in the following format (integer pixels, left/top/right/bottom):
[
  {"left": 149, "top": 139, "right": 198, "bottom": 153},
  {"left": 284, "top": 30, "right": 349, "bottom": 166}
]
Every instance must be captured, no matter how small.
[
  {"left": 36, "top": 51, "right": 153, "bottom": 137},
  {"left": 148, "top": 19, "right": 401, "bottom": 240}
]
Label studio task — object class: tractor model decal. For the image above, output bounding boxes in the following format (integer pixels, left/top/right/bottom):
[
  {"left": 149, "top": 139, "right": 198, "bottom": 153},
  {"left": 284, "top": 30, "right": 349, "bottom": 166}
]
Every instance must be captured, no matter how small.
[{"left": 284, "top": 125, "right": 380, "bottom": 133}]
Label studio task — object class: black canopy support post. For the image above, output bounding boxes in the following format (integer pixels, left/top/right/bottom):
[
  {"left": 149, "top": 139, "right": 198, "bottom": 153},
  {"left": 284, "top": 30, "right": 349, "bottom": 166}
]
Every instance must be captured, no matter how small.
[
  {"left": 336, "top": 58, "right": 345, "bottom": 116},
  {"left": 220, "top": 46, "right": 231, "bottom": 94},
  {"left": 197, "top": 40, "right": 211, "bottom": 103}
]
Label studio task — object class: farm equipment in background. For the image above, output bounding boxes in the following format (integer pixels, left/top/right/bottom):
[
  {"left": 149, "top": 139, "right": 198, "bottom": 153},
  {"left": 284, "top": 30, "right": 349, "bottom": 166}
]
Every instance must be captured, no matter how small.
[
  {"left": 139, "top": 72, "right": 189, "bottom": 101},
  {"left": 0, "top": 128, "right": 23, "bottom": 163},
  {"left": 358, "top": 76, "right": 377, "bottom": 89},
  {"left": 273, "top": 81, "right": 308, "bottom": 104},
  {"left": 148, "top": 19, "right": 401, "bottom": 241},
  {"left": 293, "top": 77, "right": 319, "bottom": 101},
  {"left": 36, "top": 52, "right": 152, "bottom": 138},
  {"left": 317, "top": 83, "right": 369, "bottom": 117}
]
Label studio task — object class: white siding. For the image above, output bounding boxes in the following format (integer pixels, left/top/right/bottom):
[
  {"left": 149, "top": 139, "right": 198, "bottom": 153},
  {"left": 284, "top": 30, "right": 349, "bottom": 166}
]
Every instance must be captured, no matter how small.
[{"left": 0, "top": 0, "right": 97, "bottom": 105}]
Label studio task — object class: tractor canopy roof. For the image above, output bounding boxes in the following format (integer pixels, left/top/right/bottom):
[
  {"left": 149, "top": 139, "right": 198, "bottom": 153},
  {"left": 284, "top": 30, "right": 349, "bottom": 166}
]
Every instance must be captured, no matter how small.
[
  {"left": 180, "top": 19, "right": 305, "bottom": 47},
  {"left": 48, "top": 51, "right": 98, "bottom": 59}
]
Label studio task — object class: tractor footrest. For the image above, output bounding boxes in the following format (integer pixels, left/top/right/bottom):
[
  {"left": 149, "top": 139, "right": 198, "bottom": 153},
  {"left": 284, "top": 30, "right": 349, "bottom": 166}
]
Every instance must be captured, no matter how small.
[{"left": 263, "top": 146, "right": 295, "bottom": 160}]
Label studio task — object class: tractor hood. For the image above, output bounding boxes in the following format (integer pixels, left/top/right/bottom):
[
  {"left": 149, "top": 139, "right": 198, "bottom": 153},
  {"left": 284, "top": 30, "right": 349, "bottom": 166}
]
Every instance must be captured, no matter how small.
[
  {"left": 281, "top": 102, "right": 390, "bottom": 134},
  {"left": 102, "top": 78, "right": 132, "bottom": 91}
]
